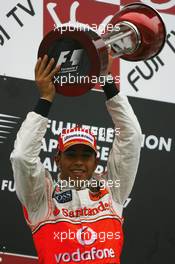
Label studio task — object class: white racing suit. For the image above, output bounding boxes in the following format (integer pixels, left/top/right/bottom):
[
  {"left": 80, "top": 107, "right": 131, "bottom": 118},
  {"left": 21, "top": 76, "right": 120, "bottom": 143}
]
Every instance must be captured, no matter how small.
[{"left": 10, "top": 94, "right": 142, "bottom": 264}]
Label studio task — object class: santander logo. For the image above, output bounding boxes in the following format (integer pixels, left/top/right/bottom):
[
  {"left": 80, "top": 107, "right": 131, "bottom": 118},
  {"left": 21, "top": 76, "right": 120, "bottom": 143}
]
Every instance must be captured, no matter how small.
[{"left": 61, "top": 201, "right": 110, "bottom": 218}]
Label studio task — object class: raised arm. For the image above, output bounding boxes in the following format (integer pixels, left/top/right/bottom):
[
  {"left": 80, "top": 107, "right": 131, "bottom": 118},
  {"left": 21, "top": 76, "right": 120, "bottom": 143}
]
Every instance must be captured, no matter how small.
[
  {"left": 102, "top": 56, "right": 142, "bottom": 205},
  {"left": 106, "top": 92, "right": 142, "bottom": 205},
  {"left": 10, "top": 56, "right": 60, "bottom": 213}
]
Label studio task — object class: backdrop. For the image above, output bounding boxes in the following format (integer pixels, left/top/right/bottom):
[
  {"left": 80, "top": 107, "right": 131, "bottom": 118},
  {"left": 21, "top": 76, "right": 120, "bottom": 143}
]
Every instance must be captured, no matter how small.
[{"left": 0, "top": 1, "right": 175, "bottom": 264}]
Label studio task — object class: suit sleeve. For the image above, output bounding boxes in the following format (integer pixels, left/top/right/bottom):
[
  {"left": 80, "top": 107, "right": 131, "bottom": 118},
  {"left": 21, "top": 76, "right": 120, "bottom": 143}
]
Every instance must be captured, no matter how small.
[
  {"left": 105, "top": 93, "right": 143, "bottom": 205},
  {"left": 10, "top": 111, "right": 52, "bottom": 215}
]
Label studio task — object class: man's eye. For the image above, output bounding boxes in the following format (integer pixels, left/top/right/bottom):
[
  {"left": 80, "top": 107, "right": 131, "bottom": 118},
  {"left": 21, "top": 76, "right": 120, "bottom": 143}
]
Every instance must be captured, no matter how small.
[
  {"left": 64, "top": 151, "right": 93, "bottom": 158},
  {"left": 64, "top": 151, "right": 76, "bottom": 157},
  {"left": 82, "top": 152, "right": 92, "bottom": 158}
]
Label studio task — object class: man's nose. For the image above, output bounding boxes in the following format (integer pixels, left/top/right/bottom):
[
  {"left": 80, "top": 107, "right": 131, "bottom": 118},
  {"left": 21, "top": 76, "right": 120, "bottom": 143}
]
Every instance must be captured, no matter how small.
[{"left": 74, "top": 155, "right": 84, "bottom": 164}]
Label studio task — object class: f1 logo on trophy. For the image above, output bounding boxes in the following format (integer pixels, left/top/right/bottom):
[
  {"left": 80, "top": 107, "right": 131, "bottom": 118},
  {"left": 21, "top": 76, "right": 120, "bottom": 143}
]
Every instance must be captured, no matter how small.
[{"left": 38, "top": 2, "right": 166, "bottom": 96}]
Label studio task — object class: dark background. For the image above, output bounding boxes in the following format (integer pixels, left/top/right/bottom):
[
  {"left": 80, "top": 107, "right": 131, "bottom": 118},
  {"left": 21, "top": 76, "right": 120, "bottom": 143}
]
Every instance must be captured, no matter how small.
[{"left": 0, "top": 75, "right": 175, "bottom": 263}]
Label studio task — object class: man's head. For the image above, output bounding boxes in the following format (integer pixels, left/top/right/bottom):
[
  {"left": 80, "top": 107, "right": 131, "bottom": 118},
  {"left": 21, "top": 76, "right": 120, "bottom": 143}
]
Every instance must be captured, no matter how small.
[{"left": 55, "top": 127, "right": 98, "bottom": 189}]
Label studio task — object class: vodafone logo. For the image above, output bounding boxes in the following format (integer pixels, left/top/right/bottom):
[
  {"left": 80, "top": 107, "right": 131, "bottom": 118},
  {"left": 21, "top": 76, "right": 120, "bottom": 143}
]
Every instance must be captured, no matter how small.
[
  {"left": 55, "top": 247, "right": 116, "bottom": 263},
  {"left": 76, "top": 226, "right": 97, "bottom": 245}
]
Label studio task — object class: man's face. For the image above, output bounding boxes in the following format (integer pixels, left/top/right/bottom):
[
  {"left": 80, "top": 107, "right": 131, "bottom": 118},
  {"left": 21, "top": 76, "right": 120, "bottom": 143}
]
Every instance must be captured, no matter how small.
[{"left": 55, "top": 144, "right": 98, "bottom": 188}]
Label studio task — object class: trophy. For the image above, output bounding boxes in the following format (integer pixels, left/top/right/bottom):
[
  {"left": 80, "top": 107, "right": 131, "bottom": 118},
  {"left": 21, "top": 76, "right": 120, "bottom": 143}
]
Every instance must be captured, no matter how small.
[{"left": 38, "top": 3, "right": 166, "bottom": 96}]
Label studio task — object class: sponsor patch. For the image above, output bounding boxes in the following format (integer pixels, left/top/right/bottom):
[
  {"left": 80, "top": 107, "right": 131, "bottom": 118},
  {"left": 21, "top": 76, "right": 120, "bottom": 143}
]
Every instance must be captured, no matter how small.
[{"left": 53, "top": 190, "right": 72, "bottom": 203}]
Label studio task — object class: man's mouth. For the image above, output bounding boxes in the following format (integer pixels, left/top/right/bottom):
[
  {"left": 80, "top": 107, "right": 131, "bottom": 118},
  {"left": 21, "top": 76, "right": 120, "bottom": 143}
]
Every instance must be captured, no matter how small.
[{"left": 71, "top": 169, "right": 85, "bottom": 173}]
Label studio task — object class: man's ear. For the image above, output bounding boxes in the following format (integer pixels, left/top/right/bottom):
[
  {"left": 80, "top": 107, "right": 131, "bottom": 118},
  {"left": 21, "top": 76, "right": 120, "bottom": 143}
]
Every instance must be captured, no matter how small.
[
  {"left": 54, "top": 152, "right": 61, "bottom": 166},
  {"left": 94, "top": 157, "right": 99, "bottom": 170}
]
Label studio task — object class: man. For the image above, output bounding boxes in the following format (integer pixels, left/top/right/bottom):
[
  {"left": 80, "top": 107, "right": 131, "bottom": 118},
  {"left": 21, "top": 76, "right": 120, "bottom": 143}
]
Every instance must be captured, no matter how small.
[{"left": 10, "top": 54, "right": 142, "bottom": 264}]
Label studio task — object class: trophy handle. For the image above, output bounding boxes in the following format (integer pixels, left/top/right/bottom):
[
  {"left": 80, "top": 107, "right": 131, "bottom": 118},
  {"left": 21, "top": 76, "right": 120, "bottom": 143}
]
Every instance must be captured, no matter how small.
[{"left": 103, "top": 3, "right": 166, "bottom": 61}]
